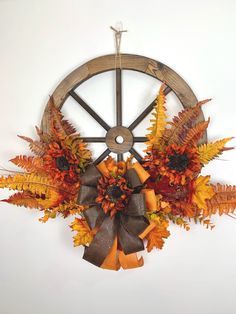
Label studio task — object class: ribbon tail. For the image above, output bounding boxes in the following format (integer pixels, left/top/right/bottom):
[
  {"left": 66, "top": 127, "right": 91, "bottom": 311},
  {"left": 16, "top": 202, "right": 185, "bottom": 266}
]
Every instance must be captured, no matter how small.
[
  {"left": 83, "top": 205, "right": 105, "bottom": 230},
  {"left": 118, "top": 221, "right": 145, "bottom": 255},
  {"left": 101, "top": 236, "right": 120, "bottom": 271},
  {"left": 118, "top": 251, "right": 144, "bottom": 269},
  {"left": 83, "top": 215, "right": 117, "bottom": 267}
]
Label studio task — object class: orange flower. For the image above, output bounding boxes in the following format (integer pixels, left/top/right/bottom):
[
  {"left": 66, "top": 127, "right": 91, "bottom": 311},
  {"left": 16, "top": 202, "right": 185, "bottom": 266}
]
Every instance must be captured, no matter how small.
[
  {"left": 144, "top": 144, "right": 201, "bottom": 185},
  {"left": 96, "top": 175, "right": 133, "bottom": 217},
  {"left": 43, "top": 142, "right": 80, "bottom": 185}
]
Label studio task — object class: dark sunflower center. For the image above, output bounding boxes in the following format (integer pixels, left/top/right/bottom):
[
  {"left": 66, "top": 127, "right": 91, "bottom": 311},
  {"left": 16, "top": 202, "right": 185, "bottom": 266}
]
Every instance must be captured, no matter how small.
[
  {"left": 56, "top": 156, "right": 70, "bottom": 171},
  {"left": 167, "top": 153, "right": 189, "bottom": 172},
  {"left": 107, "top": 185, "right": 123, "bottom": 202}
]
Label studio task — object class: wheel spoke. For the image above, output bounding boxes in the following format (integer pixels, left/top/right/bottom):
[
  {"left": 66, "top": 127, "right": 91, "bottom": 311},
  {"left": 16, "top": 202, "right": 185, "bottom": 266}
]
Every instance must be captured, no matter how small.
[
  {"left": 80, "top": 137, "right": 106, "bottom": 143},
  {"left": 129, "top": 148, "right": 143, "bottom": 163},
  {"left": 69, "top": 90, "right": 111, "bottom": 131},
  {"left": 94, "top": 148, "right": 111, "bottom": 165},
  {"left": 128, "top": 86, "right": 171, "bottom": 131},
  {"left": 133, "top": 137, "right": 147, "bottom": 142},
  {"left": 116, "top": 69, "right": 122, "bottom": 126},
  {"left": 117, "top": 153, "right": 123, "bottom": 162}
]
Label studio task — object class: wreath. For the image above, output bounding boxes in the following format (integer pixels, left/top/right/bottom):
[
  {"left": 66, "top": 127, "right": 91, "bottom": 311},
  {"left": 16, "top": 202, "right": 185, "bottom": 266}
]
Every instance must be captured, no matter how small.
[{"left": 0, "top": 81, "right": 235, "bottom": 270}]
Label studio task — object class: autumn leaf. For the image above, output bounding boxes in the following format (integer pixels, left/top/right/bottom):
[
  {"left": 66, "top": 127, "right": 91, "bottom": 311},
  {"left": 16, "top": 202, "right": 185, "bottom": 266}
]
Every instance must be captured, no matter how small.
[
  {"left": 145, "top": 214, "right": 170, "bottom": 252},
  {"left": 70, "top": 218, "right": 93, "bottom": 247},
  {"left": 192, "top": 176, "right": 215, "bottom": 210}
]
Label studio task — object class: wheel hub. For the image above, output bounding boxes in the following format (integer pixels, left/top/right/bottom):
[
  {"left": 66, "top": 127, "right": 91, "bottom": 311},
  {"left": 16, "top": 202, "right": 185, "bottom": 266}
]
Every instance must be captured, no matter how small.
[{"left": 105, "top": 126, "right": 133, "bottom": 154}]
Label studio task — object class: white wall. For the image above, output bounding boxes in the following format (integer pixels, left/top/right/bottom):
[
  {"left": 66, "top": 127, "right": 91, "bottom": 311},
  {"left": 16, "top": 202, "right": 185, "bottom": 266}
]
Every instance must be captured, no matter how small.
[{"left": 0, "top": 1, "right": 236, "bottom": 314}]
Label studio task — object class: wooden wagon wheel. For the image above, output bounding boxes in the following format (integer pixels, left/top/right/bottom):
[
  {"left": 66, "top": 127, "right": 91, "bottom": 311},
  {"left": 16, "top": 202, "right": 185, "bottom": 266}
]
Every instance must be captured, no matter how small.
[{"left": 41, "top": 54, "right": 206, "bottom": 165}]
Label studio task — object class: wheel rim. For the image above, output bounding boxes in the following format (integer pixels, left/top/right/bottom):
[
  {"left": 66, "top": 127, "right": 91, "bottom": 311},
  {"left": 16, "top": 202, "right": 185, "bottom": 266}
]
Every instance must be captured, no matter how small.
[{"left": 41, "top": 53, "right": 206, "bottom": 164}]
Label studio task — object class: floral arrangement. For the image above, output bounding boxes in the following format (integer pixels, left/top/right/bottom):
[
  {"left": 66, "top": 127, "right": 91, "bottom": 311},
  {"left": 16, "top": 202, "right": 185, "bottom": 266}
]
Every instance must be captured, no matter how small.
[{"left": 0, "top": 85, "right": 235, "bottom": 271}]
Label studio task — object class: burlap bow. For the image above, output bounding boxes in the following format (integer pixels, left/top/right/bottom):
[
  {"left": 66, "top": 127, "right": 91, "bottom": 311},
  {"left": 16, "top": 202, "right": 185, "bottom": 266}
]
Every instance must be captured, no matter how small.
[{"left": 77, "top": 164, "right": 150, "bottom": 268}]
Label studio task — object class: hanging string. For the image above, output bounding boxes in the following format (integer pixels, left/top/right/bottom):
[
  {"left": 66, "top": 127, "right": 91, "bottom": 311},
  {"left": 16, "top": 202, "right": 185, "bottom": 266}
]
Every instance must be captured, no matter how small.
[{"left": 110, "top": 24, "right": 127, "bottom": 69}]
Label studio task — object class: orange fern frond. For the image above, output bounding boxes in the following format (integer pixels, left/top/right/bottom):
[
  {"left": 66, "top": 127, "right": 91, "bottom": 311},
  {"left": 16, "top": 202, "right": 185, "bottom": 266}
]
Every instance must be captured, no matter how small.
[
  {"left": 163, "top": 99, "right": 211, "bottom": 145},
  {"left": 3, "top": 191, "right": 45, "bottom": 209},
  {"left": 205, "top": 184, "right": 236, "bottom": 217},
  {"left": 10, "top": 155, "right": 44, "bottom": 173},
  {"left": 35, "top": 126, "right": 53, "bottom": 144},
  {"left": 18, "top": 135, "right": 47, "bottom": 156},
  {"left": 3, "top": 190, "right": 63, "bottom": 210},
  {"left": 48, "top": 97, "right": 77, "bottom": 138},
  {"left": 181, "top": 118, "right": 210, "bottom": 146}
]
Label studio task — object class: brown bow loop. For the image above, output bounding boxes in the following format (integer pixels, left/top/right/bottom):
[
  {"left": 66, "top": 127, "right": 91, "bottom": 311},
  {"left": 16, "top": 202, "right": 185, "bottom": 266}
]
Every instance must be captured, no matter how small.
[
  {"left": 77, "top": 164, "right": 150, "bottom": 268},
  {"left": 83, "top": 215, "right": 118, "bottom": 267},
  {"left": 80, "top": 164, "right": 102, "bottom": 186}
]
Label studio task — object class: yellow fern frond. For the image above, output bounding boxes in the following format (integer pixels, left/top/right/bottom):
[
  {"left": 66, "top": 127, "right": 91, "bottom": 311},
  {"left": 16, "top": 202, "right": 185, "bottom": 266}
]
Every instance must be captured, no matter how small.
[
  {"left": 0, "top": 173, "right": 59, "bottom": 198},
  {"left": 198, "top": 137, "right": 233, "bottom": 164},
  {"left": 146, "top": 84, "right": 167, "bottom": 149}
]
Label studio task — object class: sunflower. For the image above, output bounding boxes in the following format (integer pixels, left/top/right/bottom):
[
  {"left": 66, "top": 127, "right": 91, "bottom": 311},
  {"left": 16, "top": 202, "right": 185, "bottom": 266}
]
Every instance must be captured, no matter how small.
[
  {"left": 144, "top": 144, "right": 201, "bottom": 185},
  {"left": 96, "top": 175, "right": 133, "bottom": 217},
  {"left": 43, "top": 141, "right": 80, "bottom": 185}
]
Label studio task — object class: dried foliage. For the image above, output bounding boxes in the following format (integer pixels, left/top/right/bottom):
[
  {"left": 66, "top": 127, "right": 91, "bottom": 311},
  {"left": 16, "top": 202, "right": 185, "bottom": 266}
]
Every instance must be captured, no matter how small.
[
  {"left": 198, "top": 137, "right": 233, "bottom": 165},
  {"left": 0, "top": 98, "right": 91, "bottom": 222},
  {"left": 146, "top": 84, "right": 167, "bottom": 149},
  {"left": 70, "top": 218, "right": 93, "bottom": 247}
]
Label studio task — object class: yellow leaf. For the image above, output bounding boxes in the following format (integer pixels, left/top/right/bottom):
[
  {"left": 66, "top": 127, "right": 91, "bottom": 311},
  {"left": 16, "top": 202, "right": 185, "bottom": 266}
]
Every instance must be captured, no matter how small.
[
  {"left": 192, "top": 176, "right": 215, "bottom": 210},
  {"left": 145, "top": 215, "right": 170, "bottom": 252},
  {"left": 198, "top": 137, "right": 233, "bottom": 164},
  {"left": 146, "top": 84, "right": 167, "bottom": 149},
  {"left": 70, "top": 218, "right": 93, "bottom": 247}
]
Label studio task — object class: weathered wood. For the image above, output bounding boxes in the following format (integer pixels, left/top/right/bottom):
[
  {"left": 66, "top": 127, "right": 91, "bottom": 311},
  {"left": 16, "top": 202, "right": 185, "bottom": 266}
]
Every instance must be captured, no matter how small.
[
  {"left": 134, "top": 137, "right": 147, "bottom": 142},
  {"left": 105, "top": 126, "right": 133, "bottom": 154},
  {"left": 129, "top": 147, "right": 143, "bottom": 162},
  {"left": 41, "top": 54, "right": 206, "bottom": 138},
  {"left": 94, "top": 148, "right": 111, "bottom": 165},
  {"left": 41, "top": 53, "right": 207, "bottom": 164},
  {"left": 80, "top": 137, "right": 106, "bottom": 142},
  {"left": 117, "top": 154, "right": 123, "bottom": 162},
  {"left": 69, "top": 91, "right": 111, "bottom": 131}
]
